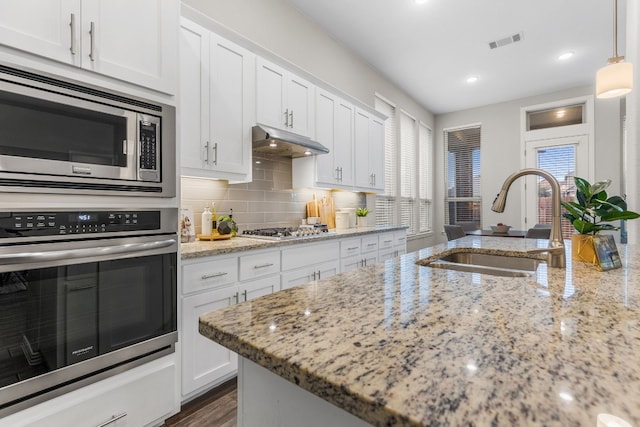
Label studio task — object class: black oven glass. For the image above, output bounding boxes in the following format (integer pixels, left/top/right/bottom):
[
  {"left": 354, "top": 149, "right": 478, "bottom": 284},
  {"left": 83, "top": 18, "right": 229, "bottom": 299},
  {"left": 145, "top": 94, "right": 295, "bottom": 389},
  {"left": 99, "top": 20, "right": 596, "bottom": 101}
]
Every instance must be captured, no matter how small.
[
  {"left": 0, "top": 91, "right": 127, "bottom": 166},
  {"left": 0, "top": 253, "right": 176, "bottom": 389}
]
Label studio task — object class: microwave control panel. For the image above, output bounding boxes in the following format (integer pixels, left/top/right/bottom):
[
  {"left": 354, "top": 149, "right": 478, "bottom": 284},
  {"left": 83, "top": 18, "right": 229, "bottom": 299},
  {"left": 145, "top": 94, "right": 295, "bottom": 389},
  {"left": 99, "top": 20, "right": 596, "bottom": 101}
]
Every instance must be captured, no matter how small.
[
  {"left": 0, "top": 210, "right": 161, "bottom": 238},
  {"left": 138, "top": 116, "right": 160, "bottom": 183}
]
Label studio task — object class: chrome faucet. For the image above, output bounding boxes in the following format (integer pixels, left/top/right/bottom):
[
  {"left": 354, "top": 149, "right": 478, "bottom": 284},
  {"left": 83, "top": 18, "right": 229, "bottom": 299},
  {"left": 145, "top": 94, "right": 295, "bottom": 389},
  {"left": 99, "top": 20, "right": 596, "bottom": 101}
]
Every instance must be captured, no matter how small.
[{"left": 491, "top": 168, "right": 566, "bottom": 268}]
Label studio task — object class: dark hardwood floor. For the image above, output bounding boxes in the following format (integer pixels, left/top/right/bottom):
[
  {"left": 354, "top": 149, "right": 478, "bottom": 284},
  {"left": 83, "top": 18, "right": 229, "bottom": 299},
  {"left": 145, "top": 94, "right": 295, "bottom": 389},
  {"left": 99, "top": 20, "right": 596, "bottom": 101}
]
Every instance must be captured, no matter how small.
[{"left": 164, "top": 378, "right": 237, "bottom": 427}]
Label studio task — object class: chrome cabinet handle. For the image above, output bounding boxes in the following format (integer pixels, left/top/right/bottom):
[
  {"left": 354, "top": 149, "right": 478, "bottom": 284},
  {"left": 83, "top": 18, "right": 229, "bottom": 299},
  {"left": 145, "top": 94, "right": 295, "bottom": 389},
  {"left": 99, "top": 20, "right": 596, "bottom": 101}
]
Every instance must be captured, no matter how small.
[
  {"left": 89, "top": 21, "right": 96, "bottom": 61},
  {"left": 96, "top": 413, "right": 127, "bottom": 427},
  {"left": 203, "top": 141, "right": 209, "bottom": 164},
  {"left": 335, "top": 167, "right": 340, "bottom": 181},
  {"left": 242, "top": 289, "right": 248, "bottom": 301},
  {"left": 253, "top": 263, "right": 274, "bottom": 269},
  {"left": 347, "top": 246, "right": 358, "bottom": 251},
  {"left": 69, "top": 13, "right": 77, "bottom": 54},
  {"left": 316, "top": 270, "right": 320, "bottom": 280},
  {"left": 367, "top": 243, "right": 376, "bottom": 247},
  {"left": 234, "top": 291, "right": 239, "bottom": 303},
  {"left": 289, "top": 110, "right": 294, "bottom": 128},
  {"left": 213, "top": 142, "right": 218, "bottom": 166},
  {"left": 383, "top": 240, "right": 393, "bottom": 244},
  {"left": 312, "top": 271, "right": 316, "bottom": 280},
  {"left": 284, "top": 108, "right": 289, "bottom": 127},
  {"left": 201, "top": 272, "right": 228, "bottom": 280}
]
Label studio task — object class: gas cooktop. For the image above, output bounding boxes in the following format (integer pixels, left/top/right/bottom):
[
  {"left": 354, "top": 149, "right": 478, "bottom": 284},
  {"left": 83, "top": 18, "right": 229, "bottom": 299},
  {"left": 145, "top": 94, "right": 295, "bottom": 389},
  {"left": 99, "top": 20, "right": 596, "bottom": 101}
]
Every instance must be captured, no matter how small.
[{"left": 239, "top": 226, "right": 335, "bottom": 241}]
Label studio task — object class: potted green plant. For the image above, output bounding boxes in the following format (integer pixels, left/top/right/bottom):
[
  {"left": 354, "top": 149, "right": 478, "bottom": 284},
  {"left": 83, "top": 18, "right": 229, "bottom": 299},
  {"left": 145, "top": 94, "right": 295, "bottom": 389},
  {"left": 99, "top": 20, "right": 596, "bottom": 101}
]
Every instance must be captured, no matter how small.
[
  {"left": 561, "top": 176, "right": 640, "bottom": 262},
  {"left": 355, "top": 207, "right": 369, "bottom": 227}
]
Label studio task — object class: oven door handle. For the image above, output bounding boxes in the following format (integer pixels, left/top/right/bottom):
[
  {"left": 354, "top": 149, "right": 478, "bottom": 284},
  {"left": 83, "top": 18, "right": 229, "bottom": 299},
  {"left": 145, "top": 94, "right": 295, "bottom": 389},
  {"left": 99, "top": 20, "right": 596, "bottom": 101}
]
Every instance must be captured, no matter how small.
[{"left": 0, "top": 238, "right": 177, "bottom": 265}]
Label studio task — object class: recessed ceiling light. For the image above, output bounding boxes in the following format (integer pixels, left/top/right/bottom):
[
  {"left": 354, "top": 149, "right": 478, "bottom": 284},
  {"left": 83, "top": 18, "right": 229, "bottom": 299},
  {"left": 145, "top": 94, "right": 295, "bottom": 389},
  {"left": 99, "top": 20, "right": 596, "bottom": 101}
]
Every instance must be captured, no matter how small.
[
  {"left": 558, "top": 51, "right": 574, "bottom": 61},
  {"left": 466, "top": 76, "right": 479, "bottom": 84}
]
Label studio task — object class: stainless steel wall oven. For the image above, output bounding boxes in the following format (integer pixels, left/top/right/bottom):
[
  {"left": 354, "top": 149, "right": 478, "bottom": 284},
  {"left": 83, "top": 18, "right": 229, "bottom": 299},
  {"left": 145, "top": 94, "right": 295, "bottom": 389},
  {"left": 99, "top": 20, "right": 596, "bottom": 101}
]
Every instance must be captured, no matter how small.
[
  {"left": 0, "top": 208, "right": 178, "bottom": 417},
  {"left": 0, "top": 64, "right": 176, "bottom": 197}
]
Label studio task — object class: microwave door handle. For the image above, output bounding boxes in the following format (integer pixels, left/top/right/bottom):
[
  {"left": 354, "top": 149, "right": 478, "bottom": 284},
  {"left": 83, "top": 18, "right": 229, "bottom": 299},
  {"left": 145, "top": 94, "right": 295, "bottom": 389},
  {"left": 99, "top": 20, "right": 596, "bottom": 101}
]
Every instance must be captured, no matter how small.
[{"left": 0, "top": 239, "right": 177, "bottom": 265}]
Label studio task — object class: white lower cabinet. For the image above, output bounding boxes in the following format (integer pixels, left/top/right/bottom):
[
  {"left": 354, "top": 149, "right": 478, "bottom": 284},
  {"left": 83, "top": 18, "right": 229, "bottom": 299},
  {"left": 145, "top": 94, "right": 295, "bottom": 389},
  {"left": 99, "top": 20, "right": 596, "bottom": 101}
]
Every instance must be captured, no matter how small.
[
  {"left": 181, "top": 286, "right": 239, "bottom": 398},
  {"left": 280, "top": 240, "right": 339, "bottom": 290},
  {"left": 181, "top": 248, "right": 281, "bottom": 399},
  {"left": 378, "top": 230, "right": 408, "bottom": 262},
  {"left": 0, "top": 356, "right": 176, "bottom": 427},
  {"left": 340, "top": 234, "right": 378, "bottom": 273}
]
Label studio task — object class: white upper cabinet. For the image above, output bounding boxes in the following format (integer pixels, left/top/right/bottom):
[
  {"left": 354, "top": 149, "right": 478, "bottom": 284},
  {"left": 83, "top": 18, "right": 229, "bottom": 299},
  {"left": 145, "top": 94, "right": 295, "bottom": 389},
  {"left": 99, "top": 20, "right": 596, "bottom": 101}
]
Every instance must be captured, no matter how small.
[
  {"left": 256, "top": 57, "right": 314, "bottom": 138},
  {"left": 0, "top": 0, "right": 178, "bottom": 94},
  {"left": 354, "top": 108, "right": 385, "bottom": 192},
  {"left": 293, "top": 88, "right": 354, "bottom": 189},
  {"left": 179, "top": 18, "right": 254, "bottom": 182}
]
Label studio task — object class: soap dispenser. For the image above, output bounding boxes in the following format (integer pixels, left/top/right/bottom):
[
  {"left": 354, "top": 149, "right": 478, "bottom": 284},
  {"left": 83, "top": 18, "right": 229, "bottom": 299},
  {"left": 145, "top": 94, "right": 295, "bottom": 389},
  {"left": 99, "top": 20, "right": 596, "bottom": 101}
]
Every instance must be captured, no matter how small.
[{"left": 201, "top": 206, "right": 212, "bottom": 235}]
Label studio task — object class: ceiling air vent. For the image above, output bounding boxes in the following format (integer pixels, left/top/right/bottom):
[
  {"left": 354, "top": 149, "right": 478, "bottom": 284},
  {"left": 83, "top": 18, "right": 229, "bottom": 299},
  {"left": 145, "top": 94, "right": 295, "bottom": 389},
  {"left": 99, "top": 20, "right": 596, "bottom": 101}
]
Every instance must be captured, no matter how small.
[{"left": 488, "top": 32, "right": 524, "bottom": 50}]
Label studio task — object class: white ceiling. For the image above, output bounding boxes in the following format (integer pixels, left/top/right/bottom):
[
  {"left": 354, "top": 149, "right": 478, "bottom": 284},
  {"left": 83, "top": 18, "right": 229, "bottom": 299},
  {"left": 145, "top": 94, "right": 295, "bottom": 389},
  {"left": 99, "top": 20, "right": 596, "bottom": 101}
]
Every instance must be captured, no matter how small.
[{"left": 287, "top": 0, "right": 627, "bottom": 114}]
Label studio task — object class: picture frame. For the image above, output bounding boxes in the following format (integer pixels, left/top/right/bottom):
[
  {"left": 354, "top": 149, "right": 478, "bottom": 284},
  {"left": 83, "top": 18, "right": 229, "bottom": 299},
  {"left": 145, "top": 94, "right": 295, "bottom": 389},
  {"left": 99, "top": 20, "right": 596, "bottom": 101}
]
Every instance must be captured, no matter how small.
[
  {"left": 593, "top": 234, "right": 622, "bottom": 271},
  {"left": 180, "top": 206, "right": 195, "bottom": 242}
]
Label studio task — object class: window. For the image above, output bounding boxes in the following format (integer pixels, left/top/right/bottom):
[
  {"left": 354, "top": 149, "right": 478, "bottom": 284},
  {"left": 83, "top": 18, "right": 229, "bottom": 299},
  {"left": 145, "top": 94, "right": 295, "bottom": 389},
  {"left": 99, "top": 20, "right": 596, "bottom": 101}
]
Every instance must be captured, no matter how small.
[
  {"left": 374, "top": 94, "right": 433, "bottom": 236},
  {"left": 444, "top": 125, "right": 481, "bottom": 228},
  {"left": 375, "top": 95, "right": 397, "bottom": 227},
  {"left": 400, "top": 110, "right": 416, "bottom": 234},
  {"left": 527, "top": 104, "right": 584, "bottom": 131},
  {"left": 419, "top": 122, "right": 432, "bottom": 233}
]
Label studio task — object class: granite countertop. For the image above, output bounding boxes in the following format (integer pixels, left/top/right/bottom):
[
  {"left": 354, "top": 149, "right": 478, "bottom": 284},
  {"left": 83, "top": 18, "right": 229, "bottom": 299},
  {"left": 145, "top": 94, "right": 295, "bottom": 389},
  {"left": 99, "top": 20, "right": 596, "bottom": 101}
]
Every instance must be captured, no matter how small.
[
  {"left": 181, "top": 225, "right": 406, "bottom": 259},
  {"left": 199, "top": 236, "right": 640, "bottom": 426}
]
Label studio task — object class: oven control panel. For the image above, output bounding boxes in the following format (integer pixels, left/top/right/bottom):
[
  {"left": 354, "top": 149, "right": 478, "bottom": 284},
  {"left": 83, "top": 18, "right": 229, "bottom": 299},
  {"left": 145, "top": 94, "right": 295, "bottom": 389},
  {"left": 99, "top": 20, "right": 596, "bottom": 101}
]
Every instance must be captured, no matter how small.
[{"left": 0, "top": 210, "right": 161, "bottom": 238}]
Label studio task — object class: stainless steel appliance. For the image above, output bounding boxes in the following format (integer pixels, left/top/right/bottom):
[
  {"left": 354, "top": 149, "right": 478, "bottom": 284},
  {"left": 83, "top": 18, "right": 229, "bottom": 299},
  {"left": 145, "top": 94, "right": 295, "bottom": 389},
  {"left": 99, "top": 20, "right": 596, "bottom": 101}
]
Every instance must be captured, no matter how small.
[
  {"left": 0, "top": 64, "right": 176, "bottom": 197},
  {"left": 252, "top": 125, "right": 329, "bottom": 158},
  {"left": 0, "top": 207, "right": 178, "bottom": 417},
  {"left": 240, "top": 226, "right": 335, "bottom": 241}
]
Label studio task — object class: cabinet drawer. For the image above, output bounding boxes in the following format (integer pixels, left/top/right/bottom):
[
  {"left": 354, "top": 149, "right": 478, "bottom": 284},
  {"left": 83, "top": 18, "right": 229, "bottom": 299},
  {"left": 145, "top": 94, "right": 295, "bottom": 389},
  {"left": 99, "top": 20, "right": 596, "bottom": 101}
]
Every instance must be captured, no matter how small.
[
  {"left": 239, "top": 250, "right": 281, "bottom": 281},
  {"left": 340, "top": 237, "right": 362, "bottom": 258},
  {"left": 361, "top": 235, "right": 379, "bottom": 254},
  {"left": 2, "top": 357, "right": 176, "bottom": 427},
  {"left": 378, "top": 233, "right": 395, "bottom": 250},
  {"left": 183, "top": 255, "right": 238, "bottom": 294},
  {"left": 281, "top": 241, "right": 339, "bottom": 271},
  {"left": 394, "top": 231, "right": 407, "bottom": 248}
]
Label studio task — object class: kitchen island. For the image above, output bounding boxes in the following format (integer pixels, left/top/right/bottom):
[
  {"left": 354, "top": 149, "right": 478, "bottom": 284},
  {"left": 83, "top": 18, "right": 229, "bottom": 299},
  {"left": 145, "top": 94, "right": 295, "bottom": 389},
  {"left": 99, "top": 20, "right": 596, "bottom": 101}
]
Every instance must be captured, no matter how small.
[{"left": 199, "top": 236, "right": 640, "bottom": 426}]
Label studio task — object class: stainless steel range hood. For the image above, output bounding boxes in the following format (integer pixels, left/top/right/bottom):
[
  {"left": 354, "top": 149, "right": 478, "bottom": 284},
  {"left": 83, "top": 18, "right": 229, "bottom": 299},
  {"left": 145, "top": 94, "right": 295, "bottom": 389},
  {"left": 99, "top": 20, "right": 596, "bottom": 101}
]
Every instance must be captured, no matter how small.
[{"left": 252, "top": 125, "right": 329, "bottom": 158}]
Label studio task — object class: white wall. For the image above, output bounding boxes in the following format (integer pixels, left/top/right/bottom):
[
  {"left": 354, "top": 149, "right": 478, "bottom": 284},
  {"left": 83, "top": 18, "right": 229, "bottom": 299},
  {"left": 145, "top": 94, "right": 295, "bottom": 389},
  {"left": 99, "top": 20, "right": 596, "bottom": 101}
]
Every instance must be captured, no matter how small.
[
  {"left": 429, "top": 85, "right": 622, "bottom": 245},
  {"left": 625, "top": 0, "right": 639, "bottom": 244}
]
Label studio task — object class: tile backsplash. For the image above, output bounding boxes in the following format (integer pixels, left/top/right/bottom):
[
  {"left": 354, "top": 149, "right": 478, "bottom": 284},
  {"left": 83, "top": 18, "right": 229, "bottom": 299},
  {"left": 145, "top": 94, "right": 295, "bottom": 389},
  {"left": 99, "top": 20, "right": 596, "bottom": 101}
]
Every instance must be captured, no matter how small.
[{"left": 181, "top": 154, "right": 368, "bottom": 235}]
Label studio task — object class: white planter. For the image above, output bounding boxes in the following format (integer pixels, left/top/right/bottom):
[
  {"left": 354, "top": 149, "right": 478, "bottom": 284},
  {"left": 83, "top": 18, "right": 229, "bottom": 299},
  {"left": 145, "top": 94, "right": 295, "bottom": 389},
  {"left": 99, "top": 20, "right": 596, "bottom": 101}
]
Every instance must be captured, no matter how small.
[{"left": 356, "top": 216, "right": 368, "bottom": 227}]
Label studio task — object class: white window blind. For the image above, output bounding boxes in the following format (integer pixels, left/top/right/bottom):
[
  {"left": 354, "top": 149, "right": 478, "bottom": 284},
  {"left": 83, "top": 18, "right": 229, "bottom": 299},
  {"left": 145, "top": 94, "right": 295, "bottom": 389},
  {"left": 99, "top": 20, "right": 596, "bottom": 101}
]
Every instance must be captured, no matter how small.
[
  {"left": 444, "top": 125, "right": 481, "bottom": 227},
  {"left": 419, "top": 122, "right": 432, "bottom": 233},
  {"left": 400, "top": 110, "right": 416, "bottom": 234},
  {"left": 375, "top": 95, "right": 397, "bottom": 227}
]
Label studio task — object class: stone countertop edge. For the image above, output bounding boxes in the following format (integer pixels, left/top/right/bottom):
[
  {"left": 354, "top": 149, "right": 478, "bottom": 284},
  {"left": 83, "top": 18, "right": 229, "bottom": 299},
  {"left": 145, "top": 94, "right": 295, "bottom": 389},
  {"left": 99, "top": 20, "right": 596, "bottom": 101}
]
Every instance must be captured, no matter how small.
[
  {"left": 181, "top": 225, "right": 408, "bottom": 259},
  {"left": 198, "top": 235, "right": 640, "bottom": 427}
]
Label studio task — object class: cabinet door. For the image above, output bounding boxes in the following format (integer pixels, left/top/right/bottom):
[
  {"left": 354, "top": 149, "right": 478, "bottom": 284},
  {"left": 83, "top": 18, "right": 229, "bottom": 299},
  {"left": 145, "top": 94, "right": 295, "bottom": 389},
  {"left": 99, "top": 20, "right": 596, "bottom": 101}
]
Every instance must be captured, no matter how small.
[
  {"left": 179, "top": 18, "right": 209, "bottom": 170},
  {"left": 209, "top": 33, "right": 255, "bottom": 177},
  {"left": 369, "top": 116, "right": 385, "bottom": 191},
  {"left": 182, "top": 288, "right": 238, "bottom": 396},
  {"left": 240, "top": 275, "right": 280, "bottom": 302},
  {"left": 81, "top": 0, "right": 178, "bottom": 94},
  {"left": 334, "top": 99, "right": 355, "bottom": 186},
  {"left": 340, "top": 255, "right": 362, "bottom": 273},
  {"left": 286, "top": 74, "right": 314, "bottom": 138},
  {"left": 317, "top": 260, "right": 339, "bottom": 280},
  {"left": 354, "top": 108, "right": 372, "bottom": 188},
  {"left": 314, "top": 90, "right": 337, "bottom": 184},
  {"left": 0, "top": 0, "right": 80, "bottom": 66},
  {"left": 281, "top": 266, "right": 315, "bottom": 290},
  {"left": 256, "top": 57, "right": 287, "bottom": 130}
]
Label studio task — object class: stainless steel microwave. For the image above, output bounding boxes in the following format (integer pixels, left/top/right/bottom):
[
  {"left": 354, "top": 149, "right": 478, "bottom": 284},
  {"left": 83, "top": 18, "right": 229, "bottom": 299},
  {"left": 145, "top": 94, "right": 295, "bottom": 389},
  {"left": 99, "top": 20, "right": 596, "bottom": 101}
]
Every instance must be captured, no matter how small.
[{"left": 0, "top": 65, "right": 176, "bottom": 197}]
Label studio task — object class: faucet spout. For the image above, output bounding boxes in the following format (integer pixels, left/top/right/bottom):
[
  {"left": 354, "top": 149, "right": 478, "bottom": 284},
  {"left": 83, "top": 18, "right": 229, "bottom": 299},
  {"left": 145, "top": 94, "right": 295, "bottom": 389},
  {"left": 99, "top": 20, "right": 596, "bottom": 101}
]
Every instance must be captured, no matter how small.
[{"left": 492, "top": 168, "right": 565, "bottom": 268}]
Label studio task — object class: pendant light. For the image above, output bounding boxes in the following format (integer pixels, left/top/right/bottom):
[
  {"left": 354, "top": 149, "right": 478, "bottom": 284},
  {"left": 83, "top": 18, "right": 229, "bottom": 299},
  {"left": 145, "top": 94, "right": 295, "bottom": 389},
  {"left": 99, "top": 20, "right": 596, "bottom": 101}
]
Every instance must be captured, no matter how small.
[{"left": 596, "top": 0, "right": 633, "bottom": 98}]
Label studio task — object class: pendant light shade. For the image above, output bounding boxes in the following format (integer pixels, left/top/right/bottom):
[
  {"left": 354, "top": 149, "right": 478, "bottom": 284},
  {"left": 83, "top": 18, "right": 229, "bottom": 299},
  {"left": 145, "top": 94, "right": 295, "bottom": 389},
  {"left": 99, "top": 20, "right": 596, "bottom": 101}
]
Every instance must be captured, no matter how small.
[
  {"left": 595, "top": 0, "right": 633, "bottom": 99},
  {"left": 596, "top": 61, "right": 633, "bottom": 98}
]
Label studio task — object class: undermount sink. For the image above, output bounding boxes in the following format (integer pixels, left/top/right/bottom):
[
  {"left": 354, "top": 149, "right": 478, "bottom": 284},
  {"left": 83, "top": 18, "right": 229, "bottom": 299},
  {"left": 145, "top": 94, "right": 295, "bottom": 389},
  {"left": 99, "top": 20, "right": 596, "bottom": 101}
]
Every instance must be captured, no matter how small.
[{"left": 418, "top": 251, "right": 542, "bottom": 277}]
